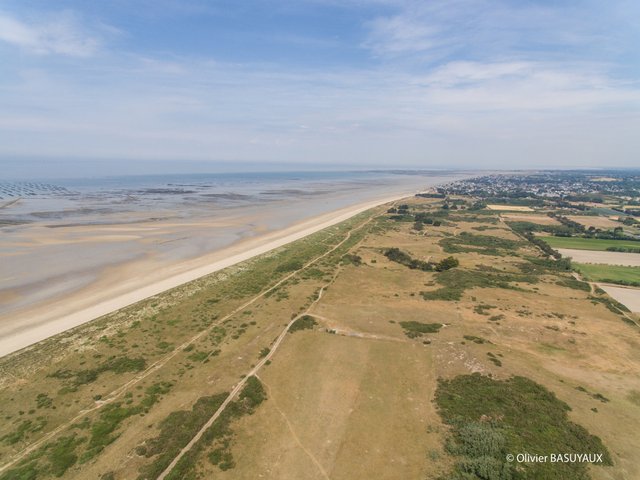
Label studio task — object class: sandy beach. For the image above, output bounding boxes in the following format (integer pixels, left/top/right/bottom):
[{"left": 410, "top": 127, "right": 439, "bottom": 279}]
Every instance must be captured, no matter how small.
[{"left": 0, "top": 183, "right": 446, "bottom": 357}]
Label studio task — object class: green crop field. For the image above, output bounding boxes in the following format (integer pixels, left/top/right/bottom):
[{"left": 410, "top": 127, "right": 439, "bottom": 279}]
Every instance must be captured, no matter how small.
[
  {"left": 541, "top": 236, "right": 640, "bottom": 251},
  {"left": 575, "top": 263, "right": 640, "bottom": 286}
]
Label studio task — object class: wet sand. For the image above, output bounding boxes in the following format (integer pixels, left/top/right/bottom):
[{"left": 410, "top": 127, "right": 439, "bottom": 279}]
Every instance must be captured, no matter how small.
[{"left": 0, "top": 173, "right": 462, "bottom": 356}]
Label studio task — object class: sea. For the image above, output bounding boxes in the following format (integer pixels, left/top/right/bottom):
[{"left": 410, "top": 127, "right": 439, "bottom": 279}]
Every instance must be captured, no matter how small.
[{"left": 0, "top": 170, "right": 451, "bottom": 226}]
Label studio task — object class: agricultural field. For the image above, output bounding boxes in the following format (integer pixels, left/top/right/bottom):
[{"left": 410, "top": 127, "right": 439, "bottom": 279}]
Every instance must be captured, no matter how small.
[
  {"left": 486, "top": 204, "right": 534, "bottom": 211},
  {"left": 557, "top": 250, "right": 640, "bottom": 267},
  {"left": 542, "top": 236, "right": 640, "bottom": 251},
  {"left": 1, "top": 196, "right": 639, "bottom": 480},
  {"left": 500, "top": 213, "right": 561, "bottom": 225},
  {"left": 575, "top": 263, "right": 640, "bottom": 286},
  {"left": 565, "top": 215, "right": 622, "bottom": 230}
]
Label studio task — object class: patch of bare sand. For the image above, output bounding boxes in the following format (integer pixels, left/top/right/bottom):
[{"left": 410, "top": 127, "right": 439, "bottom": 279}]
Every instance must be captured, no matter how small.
[
  {"left": 597, "top": 284, "right": 640, "bottom": 312},
  {"left": 486, "top": 205, "right": 533, "bottom": 212},
  {"left": 557, "top": 249, "right": 640, "bottom": 266}
]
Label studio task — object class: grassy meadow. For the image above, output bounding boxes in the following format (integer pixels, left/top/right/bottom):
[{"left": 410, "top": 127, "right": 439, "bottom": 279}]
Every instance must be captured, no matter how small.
[
  {"left": 575, "top": 263, "right": 640, "bottom": 286},
  {"left": 541, "top": 236, "right": 640, "bottom": 251}
]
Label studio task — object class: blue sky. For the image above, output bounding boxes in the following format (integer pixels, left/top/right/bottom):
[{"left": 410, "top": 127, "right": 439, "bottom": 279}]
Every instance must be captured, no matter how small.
[{"left": 0, "top": 0, "right": 639, "bottom": 171}]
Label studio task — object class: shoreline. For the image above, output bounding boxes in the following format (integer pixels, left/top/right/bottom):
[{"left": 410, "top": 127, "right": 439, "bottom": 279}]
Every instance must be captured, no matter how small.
[{"left": 0, "top": 189, "right": 420, "bottom": 357}]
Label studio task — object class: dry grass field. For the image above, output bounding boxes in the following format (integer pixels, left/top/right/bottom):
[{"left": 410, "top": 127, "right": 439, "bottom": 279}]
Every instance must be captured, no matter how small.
[
  {"left": 566, "top": 215, "right": 622, "bottom": 229},
  {"left": 500, "top": 213, "right": 561, "bottom": 225},
  {"left": 1, "top": 196, "right": 639, "bottom": 480},
  {"left": 486, "top": 205, "right": 534, "bottom": 211}
]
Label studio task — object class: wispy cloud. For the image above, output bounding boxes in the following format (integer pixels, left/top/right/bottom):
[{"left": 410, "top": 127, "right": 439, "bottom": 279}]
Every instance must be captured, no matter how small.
[
  {"left": 0, "top": 1, "right": 638, "bottom": 168},
  {"left": 362, "top": 0, "right": 638, "bottom": 64},
  {"left": 0, "top": 10, "right": 101, "bottom": 57}
]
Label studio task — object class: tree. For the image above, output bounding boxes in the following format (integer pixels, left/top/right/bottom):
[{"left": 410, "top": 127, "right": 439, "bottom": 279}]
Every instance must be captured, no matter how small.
[{"left": 435, "top": 256, "right": 459, "bottom": 272}]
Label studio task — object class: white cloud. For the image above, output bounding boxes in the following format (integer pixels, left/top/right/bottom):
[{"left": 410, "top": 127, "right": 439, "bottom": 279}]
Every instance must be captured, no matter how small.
[
  {"left": 0, "top": 1, "right": 638, "bottom": 168},
  {"left": 0, "top": 11, "right": 99, "bottom": 56},
  {"left": 361, "top": 0, "right": 638, "bottom": 64},
  {"left": 1, "top": 53, "right": 638, "bottom": 168}
]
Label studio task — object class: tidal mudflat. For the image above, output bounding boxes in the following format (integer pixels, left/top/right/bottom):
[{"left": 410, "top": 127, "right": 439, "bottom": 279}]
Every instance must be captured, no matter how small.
[{"left": 0, "top": 171, "right": 462, "bottom": 355}]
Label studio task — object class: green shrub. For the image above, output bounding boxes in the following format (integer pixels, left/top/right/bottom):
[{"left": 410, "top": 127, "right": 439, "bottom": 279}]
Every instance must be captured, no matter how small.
[
  {"left": 275, "top": 259, "right": 304, "bottom": 273},
  {"left": 435, "top": 256, "right": 460, "bottom": 272},
  {"left": 436, "top": 374, "right": 613, "bottom": 480},
  {"left": 259, "top": 347, "right": 270, "bottom": 358},
  {"left": 341, "top": 254, "right": 362, "bottom": 266},
  {"left": 463, "top": 335, "right": 488, "bottom": 344},
  {"left": 384, "top": 248, "right": 433, "bottom": 271},
  {"left": 289, "top": 315, "right": 317, "bottom": 333},
  {"left": 49, "top": 356, "right": 147, "bottom": 387}
]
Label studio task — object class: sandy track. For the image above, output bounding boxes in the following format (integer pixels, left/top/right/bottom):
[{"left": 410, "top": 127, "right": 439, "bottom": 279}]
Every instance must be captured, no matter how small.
[{"left": 0, "top": 193, "right": 412, "bottom": 357}]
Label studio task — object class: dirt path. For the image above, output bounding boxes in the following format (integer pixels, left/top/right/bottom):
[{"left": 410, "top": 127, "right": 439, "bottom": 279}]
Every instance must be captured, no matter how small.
[{"left": 307, "top": 313, "right": 410, "bottom": 344}]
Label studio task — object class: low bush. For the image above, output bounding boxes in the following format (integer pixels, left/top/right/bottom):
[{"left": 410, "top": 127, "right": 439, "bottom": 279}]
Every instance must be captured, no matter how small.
[
  {"left": 436, "top": 374, "right": 612, "bottom": 480},
  {"left": 289, "top": 315, "right": 318, "bottom": 333},
  {"left": 399, "top": 321, "right": 442, "bottom": 338}
]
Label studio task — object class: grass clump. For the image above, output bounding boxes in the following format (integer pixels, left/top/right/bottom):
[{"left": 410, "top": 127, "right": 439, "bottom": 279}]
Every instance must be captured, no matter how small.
[
  {"left": 384, "top": 248, "right": 433, "bottom": 271},
  {"left": 49, "top": 356, "right": 147, "bottom": 387},
  {"left": 474, "top": 304, "right": 496, "bottom": 315},
  {"left": 258, "top": 347, "right": 271, "bottom": 359},
  {"left": 289, "top": 315, "right": 317, "bottom": 333},
  {"left": 0, "top": 433, "right": 85, "bottom": 479},
  {"left": 436, "top": 373, "right": 612, "bottom": 480},
  {"left": 48, "top": 435, "right": 84, "bottom": 477},
  {"left": 341, "top": 254, "right": 362, "bottom": 266},
  {"left": 399, "top": 321, "right": 443, "bottom": 338},
  {"left": 555, "top": 278, "right": 591, "bottom": 292},
  {"left": 36, "top": 393, "right": 53, "bottom": 409},
  {"left": 486, "top": 352, "right": 502, "bottom": 367},
  {"left": 1, "top": 417, "right": 47, "bottom": 445},
  {"left": 275, "top": 259, "right": 304, "bottom": 273},
  {"left": 463, "top": 335, "right": 489, "bottom": 344}
]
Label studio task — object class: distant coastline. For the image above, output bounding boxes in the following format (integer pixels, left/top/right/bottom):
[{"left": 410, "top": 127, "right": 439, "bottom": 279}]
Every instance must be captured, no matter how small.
[{"left": 0, "top": 171, "right": 468, "bottom": 356}]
